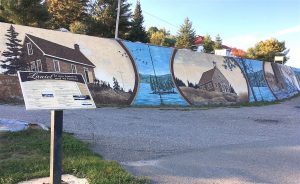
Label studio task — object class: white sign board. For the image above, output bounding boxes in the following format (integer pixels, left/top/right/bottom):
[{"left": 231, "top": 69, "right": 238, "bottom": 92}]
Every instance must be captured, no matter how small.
[{"left": 18, "top": 71, "right": 96, "bottom": 110}]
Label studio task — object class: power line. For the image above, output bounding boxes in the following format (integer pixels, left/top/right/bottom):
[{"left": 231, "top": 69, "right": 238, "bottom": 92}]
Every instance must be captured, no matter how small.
[{"left": 143, "top": 10, "right": 180, "bottom": 29}]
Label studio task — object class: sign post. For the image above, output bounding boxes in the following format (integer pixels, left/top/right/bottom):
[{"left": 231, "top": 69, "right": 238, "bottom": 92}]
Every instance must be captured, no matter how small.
[
  {"left": 50, "top": 110, "right": 63, "bottom": 184},
  {"left": 18, "top": 71, "right": 96, "bottom": 184}
]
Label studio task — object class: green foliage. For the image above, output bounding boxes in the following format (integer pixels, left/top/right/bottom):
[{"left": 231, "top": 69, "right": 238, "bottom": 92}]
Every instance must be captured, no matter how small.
[
  {"left": 147, "top": 26, "right": 159, "bottom": 37},
  {"left": 175, "top": 18, "right": 196, "bottom": 49},
  {"left": 203, "top": 34, "right": 214, "bottom": 53},
  {"left": 128, "top": 0, "right": 148, "bottom": 43},
  {"left": 1, "top": 25, "right": 27, "bottom": 75},
  {"left": 246, "top": 38, "right": 289, "bottom": 63},
  {"left": 90, "top": 0, "right": 132, "bottom": 39},
  {"left": 214, "top": 34, "right": 222, "bottom": 50},
  {"left": 148, "top": 27, "right": 176, "bottom": 47},
  {"left": 47, "top": 0, "right": 88, "bottom": 29},
  {"left": 70, "top": 21, "right": 89, "bottom": 34},
  {"left": 0, "top": 0, "right": 49, "bottom": 27},
  {"left": 0, "top": 129, "right": 148, "bottom": 184}
]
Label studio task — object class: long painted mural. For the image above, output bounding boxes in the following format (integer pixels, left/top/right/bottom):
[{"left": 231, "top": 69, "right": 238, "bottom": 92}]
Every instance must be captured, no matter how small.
[{"left": 0, "top": 22, "right": 299, "bottom": 107}]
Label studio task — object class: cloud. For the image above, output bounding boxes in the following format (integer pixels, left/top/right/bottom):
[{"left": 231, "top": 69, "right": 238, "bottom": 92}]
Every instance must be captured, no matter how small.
[
  {"left": 271, "top": 25, "right": 300, "bottom": 37},
  {"left": 285, "top": 46, "right": 300, "bottom": 68},
  {"left": 224, "top": 35, "right": 260, "bottom": 51}
]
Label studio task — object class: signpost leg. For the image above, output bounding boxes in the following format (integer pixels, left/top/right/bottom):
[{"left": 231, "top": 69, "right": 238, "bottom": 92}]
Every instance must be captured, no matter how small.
[{"left": 50, "top": 110, "right": 63, "bottom": 184}]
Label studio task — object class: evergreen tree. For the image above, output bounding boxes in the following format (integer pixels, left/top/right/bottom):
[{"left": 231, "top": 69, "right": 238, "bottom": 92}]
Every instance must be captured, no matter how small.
[
  {"left": 47, "top": 0, "right": 89, "bottom": 29},
  {"left": 203, "top": 34, "right": 214, "bottom": 53},
  {"left": 128, "top": 0, "right": 148, "bottom": 43},
  {"left": 0, "top": 0, "right": 49, "bottom": 27},
  {"left": 90, "top": 0, "right": 132, "bottom": 39},
  {"left": 175, "top": 18, "right": 196, "bottom": 49},
  {"left": 214, "top": 34, "right": 222, "bottom": 50},
  {"left": 113, "top": 77, "right": 121, "bottom": 91},
  {"left": 175, "top": 77, "right": 186, "bottom": 87},
  {"left": 1, "top": 25, "right": 27, "bottom": 75}
]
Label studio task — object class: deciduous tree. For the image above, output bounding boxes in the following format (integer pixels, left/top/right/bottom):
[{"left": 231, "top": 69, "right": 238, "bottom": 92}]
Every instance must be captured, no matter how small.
[
  {"left": 231, "top": 48, "right": 246, "bottom": 58},
  {"left": 246, "top": 38, "right": 289, "bottom": 63},
  {"left": 47, "top": 0, "right": 88, "bottom": 29}
]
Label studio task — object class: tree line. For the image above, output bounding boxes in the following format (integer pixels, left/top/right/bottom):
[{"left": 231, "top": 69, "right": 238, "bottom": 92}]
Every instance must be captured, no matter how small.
[{"left": 0, "top": 0, "right": 289, "bottom": 63}]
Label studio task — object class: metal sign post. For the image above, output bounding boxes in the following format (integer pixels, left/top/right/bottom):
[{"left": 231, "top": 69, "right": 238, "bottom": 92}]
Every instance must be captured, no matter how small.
[{"left": 50, "top": 110, "right": 63, "bottom": 184}]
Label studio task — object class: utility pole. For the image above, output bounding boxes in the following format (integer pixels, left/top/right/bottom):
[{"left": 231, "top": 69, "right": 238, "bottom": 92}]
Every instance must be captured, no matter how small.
[{"left": 115, "top": 0, "right": 121, "bottom": 39}]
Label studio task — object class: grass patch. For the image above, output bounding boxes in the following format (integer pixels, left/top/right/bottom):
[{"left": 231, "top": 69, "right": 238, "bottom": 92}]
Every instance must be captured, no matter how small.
[{"left": 0, "top": 129, "right": 149, "bottom": 184}]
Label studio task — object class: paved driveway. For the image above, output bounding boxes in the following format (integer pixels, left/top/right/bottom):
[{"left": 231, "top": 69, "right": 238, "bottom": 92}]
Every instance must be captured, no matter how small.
[{"left": 0, "top": 97, "right": 300, "bottom": 184}]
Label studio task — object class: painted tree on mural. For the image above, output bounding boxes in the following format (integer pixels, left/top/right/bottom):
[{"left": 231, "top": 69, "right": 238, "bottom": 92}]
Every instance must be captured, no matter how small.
[
  {"left": 1, "top": 25, "right": 27, "bottom": 75},
  {"left": 113, "top": 77, "right": 121, "bottom": 91}
]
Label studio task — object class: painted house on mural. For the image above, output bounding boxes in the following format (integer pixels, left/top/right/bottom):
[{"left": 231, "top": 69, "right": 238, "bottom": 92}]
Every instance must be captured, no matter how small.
[
  {"left": 22, "top": 34, "right": 95, "bottom": 83},
  {"left": 198, "top": 66, "right": 235, "bottom": 93}
]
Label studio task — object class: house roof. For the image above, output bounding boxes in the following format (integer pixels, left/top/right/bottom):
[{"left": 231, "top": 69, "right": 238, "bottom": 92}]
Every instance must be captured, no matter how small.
[
  {"left": 25, "top": 34, "right": 95, "bottom": 67},
  {"left": 194, "top": 35, "right": 232, "bottom": 50},
  {"left": 199, "top": 67, "right": 217, "bottom": 85},
  {"left": 194, "top": 36, "right": 204, "bottom": 45}
]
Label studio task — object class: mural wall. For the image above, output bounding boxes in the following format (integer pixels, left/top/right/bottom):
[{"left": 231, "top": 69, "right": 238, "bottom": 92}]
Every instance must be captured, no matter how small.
[
  {"left": 264, "top": 62, "right": 299, "bottom": 100},
  {"left": 0, "top": 22, "right": 138, "bottom": 106},
  {"left": 172, "top": 50, "right": 249, "bottom": 105},
  {"left": 0, "top": 22, "right": 299, "bottom": 107},
  {"left": 123, "top": 41, "right": 187, "bottom": 106},
  {"left": 234, "top": 58, "right": 276, "bottom": 102}
]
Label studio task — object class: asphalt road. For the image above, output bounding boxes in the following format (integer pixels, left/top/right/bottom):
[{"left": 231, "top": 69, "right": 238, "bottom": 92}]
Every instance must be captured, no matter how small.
[{"left": 0, "top": 97, "right": 300, "bottom": 184}]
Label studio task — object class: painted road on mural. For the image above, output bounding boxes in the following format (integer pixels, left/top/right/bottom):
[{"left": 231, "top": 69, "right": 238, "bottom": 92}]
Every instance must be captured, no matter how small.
[{"left": 1, "top": 97, "right": 300, "bottom": 184}]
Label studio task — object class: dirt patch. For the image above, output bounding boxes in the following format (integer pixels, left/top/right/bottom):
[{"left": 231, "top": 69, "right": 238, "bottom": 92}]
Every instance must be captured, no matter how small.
[{"left": 18, "top": 174, "right": 88, "bottom": 184}]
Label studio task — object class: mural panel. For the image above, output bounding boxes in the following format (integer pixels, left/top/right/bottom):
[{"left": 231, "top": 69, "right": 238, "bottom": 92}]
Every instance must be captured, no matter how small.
[
  {"left": 264, "top": 62, "right": 299, "bottom": 99},
  {"left": 172, "top": 50, "right": 249, "bottom": 106},
  {"left": 123, "top": 41, "right": 187, "bottom": 106},
  {"left": 0, "top": 22, "right": 137, "bottom": 106},
  {"left": 292, "top": 67, "right": 300, "bottom": 88},
  {"left": 234, "top": 58, "right": 276, "bottom": 102}
]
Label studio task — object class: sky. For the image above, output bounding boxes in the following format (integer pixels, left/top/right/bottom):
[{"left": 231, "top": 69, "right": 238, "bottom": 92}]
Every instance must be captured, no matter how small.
[{"left": 127, "top": 0, "right": 300, "bottom": 68}]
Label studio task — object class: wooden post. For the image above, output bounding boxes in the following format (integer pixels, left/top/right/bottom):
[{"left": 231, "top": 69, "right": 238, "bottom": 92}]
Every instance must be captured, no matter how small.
[{"left": 50, "top": 110, "right": 63, "bottom": 184}]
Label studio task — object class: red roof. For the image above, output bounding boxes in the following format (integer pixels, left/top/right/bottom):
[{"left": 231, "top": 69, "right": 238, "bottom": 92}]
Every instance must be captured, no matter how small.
[
  {"left": 194, "top": 36, "right": 204, "bottom": 45},
  {"left": 194, "top": 35, "right": 232, "bottom": 50}
]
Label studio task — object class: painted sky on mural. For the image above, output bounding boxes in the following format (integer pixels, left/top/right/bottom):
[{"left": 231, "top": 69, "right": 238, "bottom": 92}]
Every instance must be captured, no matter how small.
[
  {"left": 0, "top": 23, "right": 136, "bottom": 91},
  {"left": 128, "top": 0, "right": 300, "bottom": 68},
  {"left": 173, "top": 50, "right": 249, "bottom": 97}
]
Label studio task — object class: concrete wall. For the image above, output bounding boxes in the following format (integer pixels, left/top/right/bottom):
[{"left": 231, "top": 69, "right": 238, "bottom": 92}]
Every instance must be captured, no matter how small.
[{"left": 0, "top": 22, "right": 299, "bottom": 107}]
